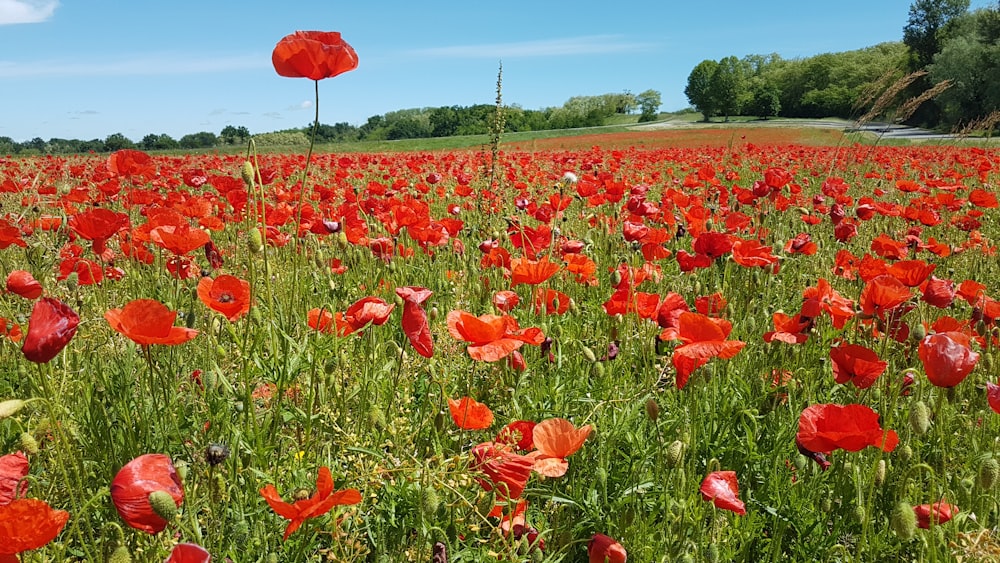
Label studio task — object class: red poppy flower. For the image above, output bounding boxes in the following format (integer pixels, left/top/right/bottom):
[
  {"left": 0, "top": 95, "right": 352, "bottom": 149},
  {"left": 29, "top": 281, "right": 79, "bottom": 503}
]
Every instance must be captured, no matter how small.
[
  {"left": 887, "top": 260, "right": 936, "bottom": 287},
  {"left": 918, "top": 332, "right": 979, "bottom": 388},
  {"left": 260, "top": 466, "right": 361, "bottom": 541},
  {"left": 987, "top": 382, "right": 1000, "bottom": 414},
  {"left": 164, "top": 543, "right": 211, "bottom": 563},
  {"left": 395, "top": 286, "right": 433, "bottom": 358},
  {"left": 68, "top": 208, "right": 130, "bottom": 258},
  {"left": 527, "top": 418, "right": 592, "bottom": 478},
  {"left": 107, "top": 149, "right": 156, "bottom": 181},
  {"left": 150, "top": 223, "right": 211, "bottom": 256},
  {"left": 447, "top": 310, "right": 544, "bottom": 362},
  {"left": 914, "top": 501, "right": 958, "bottom": 528},
  {"left": 796, "top": 403, "right": 899, "bottom": 454},
  {"left": 700, "top": 470, "right": 746, "bottom": 515},
  {"left": 21, "top": 297, "right": 79, "bottom": 364},
  {"left": 105, "top": 299, "right": 198, "bottom": 346},
  {"left": 763, "top": 312, "right": 811, "bottom": 345},
  {"left": 0, "top": 452, "right": 29, "bottom": 504},
  {"left": 110, "top": 454, "right": 184, "bottom": 534},
  {"left": 0, "top": 498, "right": 69, "bottom": 557},
  {"left": 0, "top": 218, "right": 27, "bottom": 249},
  {"left": 197, "top": 275, "right": 252, "bottom": 322},
  {"left": 692, "top": 231, "right": 733, "bottom": 259},
  {"left": 588, "top": 533, "right": 627, "bottom": 563},
  {"left": 533, "top": 287, "right": 570, "bottom": 315},
  {"left": 470, "top": 442, "right": 534, "bottom": 501},
  {"left": 496, "top": 420, "right": 536, "bottom": 451},
  {"left": 493, "top": 290, "right": 520, "bottom": 312},
  {"left": 343, "top": 296, "right": 395, "bottom": 333},
  {"left": 511, "top": 257, "right": 560, "bottom": 286},
  {"left": 732, "top": 238, "right": 780, "bottom": 270},
  {"left": 921, "top": 276, "right": 955, "bottom": 309},
  {"left": 272, "top": 31, "right": 359, "bottom": 81},
  {"left": 859, "top": 275, "right": 913, "bottom": 319},
  {"left": 658, "top": 312, "right": 745, "bottom": 389},
  {"left": 829, "top": 343, "right": 887, "bottom": 389},
  {"left": 5, "top": 270, "right": 43, "bottom": 300},
  {"left": 656, "top": 292, "right": 690, "bottom": 329},
  {"left": 448, "top": 397, "right": 494, "bottom": 430}
]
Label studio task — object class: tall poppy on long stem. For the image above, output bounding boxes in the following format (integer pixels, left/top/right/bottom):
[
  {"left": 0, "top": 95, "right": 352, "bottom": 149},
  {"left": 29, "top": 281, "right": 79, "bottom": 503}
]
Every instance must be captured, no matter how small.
[
  {"left": 395, "top": 286, "right": 433, "bottom": 357},
  {"left": 105, "top": 299, "right": 198, "bottom": 346},
  {"left": 272, "top": 31, "right": 359, "bottom": 252},
  {"left": 21, "top": 297, "right": 79, "bottom": 364},
  {"left": 447, "top": 310, "right": 545, "bottom": 362}
]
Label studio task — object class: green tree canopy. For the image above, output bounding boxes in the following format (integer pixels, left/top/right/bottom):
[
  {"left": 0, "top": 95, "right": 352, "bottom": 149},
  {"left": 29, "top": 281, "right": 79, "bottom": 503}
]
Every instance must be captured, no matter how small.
[{"left": 685, "top": 59, "right": 720, "bottom": 121}]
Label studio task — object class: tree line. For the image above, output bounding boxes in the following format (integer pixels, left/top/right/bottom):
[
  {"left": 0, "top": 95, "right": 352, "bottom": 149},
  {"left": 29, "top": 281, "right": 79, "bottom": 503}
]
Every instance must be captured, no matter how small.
[
  {"left": 684, "top": 0, "right": 999, "bottom": 131},
  {"left": 0, "top": 91, "right": 661, "bottom": 156}
]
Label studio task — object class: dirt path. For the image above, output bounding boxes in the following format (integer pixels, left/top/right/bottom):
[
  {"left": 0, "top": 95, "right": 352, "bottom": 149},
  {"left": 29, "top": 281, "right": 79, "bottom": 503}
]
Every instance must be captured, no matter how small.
[{"left": 631, "top": 118, "right": 996, "bottom": 142}]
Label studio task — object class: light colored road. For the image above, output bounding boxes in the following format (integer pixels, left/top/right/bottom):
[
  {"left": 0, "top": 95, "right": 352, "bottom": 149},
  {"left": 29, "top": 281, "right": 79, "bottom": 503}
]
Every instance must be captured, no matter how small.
[{"left": 631, "top": 118, "right": 997, "bottom": 142}]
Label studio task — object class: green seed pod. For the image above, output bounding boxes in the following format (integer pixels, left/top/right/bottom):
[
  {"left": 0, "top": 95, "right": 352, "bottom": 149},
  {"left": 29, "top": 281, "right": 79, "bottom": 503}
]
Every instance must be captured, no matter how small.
[
  {"left": 174, "top": 460, "right": 189, "bottom": 482},
  {"left": 267, "top": 554, "right": 279, "bottom": 563},
  {"left": 108, "top": 545, "right": 133, "bottom": 563},
  {"left": 581, "top": 345, "right": 597, "bottom": 363},
  {"left": 891, "top": 500, "right": 917, "bottom": 541},
  {"left": 148, "top": 490, "right": 178, "bottom": 522},
  {"left": 978, "top": 458, "right": 999, "bottom": 489},
  {"left": 910, "top": 323, "right": 927, "bottom": 343},
  {"left": 591, "top": 361, "right": 605, "bottom": 378},
  {"left": 665, "top": 440, "right": 685, "bottom": 468},
  {"left": 909, "top": 401, "right": 932, "bottom": 436},
  {"left": 875, "top": 460, "right": 887, "bottom": 487},
  {"left": 202, "top": 369, "right": 218, "bottom": 392},
  {"left": 898, "top": 444, "right": 913, "bottom": 462},
  {"left": 185, "top": 308, "right": 197, "bottom": 329},
  {"left": 820, "top": 496, "right": 833, "bottom": 513},
  {"left": 240, "top": 161, "right": 255, "bottom": 186},
  {"left": 19, "top": 432, "right": 39, "bottom": 455},
  {"left": 610, "top": 270, "right": 622, "bottom": 287}
]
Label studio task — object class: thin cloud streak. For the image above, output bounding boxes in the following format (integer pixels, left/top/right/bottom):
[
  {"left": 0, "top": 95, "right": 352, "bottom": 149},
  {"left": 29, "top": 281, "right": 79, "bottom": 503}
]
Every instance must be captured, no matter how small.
[
  {"left": 0, "top": 53, "right": 267, "bottom": 78},
  {"left": 0, "top": 0, "right": 58, "bottom": 25},
  {"left": 408, "top": 35, "right": 655, "bottom": 59}
]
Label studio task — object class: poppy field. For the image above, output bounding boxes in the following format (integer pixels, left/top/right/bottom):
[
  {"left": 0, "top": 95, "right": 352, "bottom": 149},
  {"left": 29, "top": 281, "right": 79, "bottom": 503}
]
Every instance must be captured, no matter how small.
[{"left": 0, "top": 132, "right": 998, "bottom": 562}]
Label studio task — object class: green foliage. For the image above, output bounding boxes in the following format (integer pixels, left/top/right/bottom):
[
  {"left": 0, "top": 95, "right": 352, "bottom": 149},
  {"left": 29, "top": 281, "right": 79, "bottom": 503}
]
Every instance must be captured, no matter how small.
[
  {"left": 103, "top": 132, "right": 135, "bottom": 152},
  {"left": 636, "top": 89, "right": 662, "bottom": 122},
  {"left": 904, "top": 0, "right": 971, "bottom": 68},
  {"left": 685, "top": 59, "right": 720, "bottom": 121},
  {"left": 928, "top": 5, "right": 1000, "bottom": 128},
  {"left": 179, "top": 131, "right": 218, "bottom": 149},
  {"left": 710, "top": 56, "right": 749, "bottom": 121}
]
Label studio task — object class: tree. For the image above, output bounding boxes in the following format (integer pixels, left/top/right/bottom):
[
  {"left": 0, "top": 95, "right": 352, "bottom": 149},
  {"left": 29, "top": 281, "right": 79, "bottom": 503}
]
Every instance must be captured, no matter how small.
[
  {"left": 219, "top": 125, "right": 250, "bottom": 145},
  {"left": 904, "top": 0, "right": 971, "bottom": 68},
  {"left": 710, "top": 56, "right": 749, "bottom": 121},
  {"left": 685, "top": 59, "right": 720, "bottom": 121},
  {"left": 928, "top": 5, "right": 1000, "bottom": 127},
  {"left": 179, "top": 131, "right": 217, "bottom": 149},
  {"left": 636, "top": 89, "right": 662, "bottom": 122},
  {"left": 104, "top": 133, "right": 134, "bottom": 152},
  {"left": 747, "top": 82, "right": 782, "bottom": 119}
]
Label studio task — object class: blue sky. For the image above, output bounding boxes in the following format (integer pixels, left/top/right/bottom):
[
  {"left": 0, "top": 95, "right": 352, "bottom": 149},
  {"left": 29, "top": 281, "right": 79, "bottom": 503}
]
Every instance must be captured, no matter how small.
[{"left": 0, "top": 0, "right": 993, "bottom": 142}]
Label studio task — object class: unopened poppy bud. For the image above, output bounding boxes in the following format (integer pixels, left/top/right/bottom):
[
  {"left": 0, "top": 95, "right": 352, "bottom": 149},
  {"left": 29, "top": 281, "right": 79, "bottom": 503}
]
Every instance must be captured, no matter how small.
[
  {"left": 185, "top": 309, "right": 196, "bottom": 329},
  {"left": 891, "top": 500, "right": 917, "bottom": 540},
  {"left": 645, "top": 397, "right": 660, "bottom": 421},
  {"left": 240, "top": 161, "right": 255, "bottom": 186},
  {"left": 581, "top": 344, "right": 597, "bottom": 363},
  {"left": 108, "top": 546, "right": 132, "bottom": 563},
  {"left": 148, "top": 490, "right": 178, "bottom": 523},
  {"left": 65, "top": 272, "right": 78, "bottom": 292},
  {"left": 978, "top": 458, "right": 999, "bottom": 489},
  {"left": 705, "top": 543, "right": 719, "bottom": 563},
  {"left": 909, "top": 401, "right": 931, "bottom": 435},
  {"left": 211, "top": 473, "right": 228, "bottom": 503},
  {"left": 595, "top": 466, "right": 608, "bottom": 490},
  {"left": 248, "top": 228, "right": 264, "bottom": 253},
  {"left": 666, "top": 440, "right": 685, "bottom": 468},
  {"left": 591, "top": 361, "right": 605, "bottom": 378},
  {"left": 205, "top": 443, "right": 230, "bottom": 466},
  {"left": 19, "top": 431, "right": 39, "bottom": 455},
  {"left": 875, "top": 460, "right": 886, "bottom": 486},
  {"left": 898, "top": 444, "right": 913, "bottom": 462},
  {"left": 0, "top": 399, "right": 25, "bottom": 420},
  {"left": 853, "top": 505, "right": 866, "bottom": 523},
  {"left": 910, "top": 323, "right": 927, "bottom": 343},
  {"left": 610, "top": 270, "right": 622, "bottom": 287},
  {"left": 429, "top": 306, "right": 439, "bottom": 321},
  {"left": 421, "top": 486, "right": 440, "bottom": 517},
  {"left": 820, "top": 496, "right": 833, "bottom": 512}
]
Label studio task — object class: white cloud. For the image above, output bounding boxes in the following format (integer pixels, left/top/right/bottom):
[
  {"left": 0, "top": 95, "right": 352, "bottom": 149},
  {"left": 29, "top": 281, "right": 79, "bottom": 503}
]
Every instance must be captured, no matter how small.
[
  {"left": 408, "top": 35, "right": 654, "bottom": 59},
  {"left": 0, "top": 0, "right": 58, "bottom": 25},
  {"left": 0, "top": 53, "right": 266, "bottom": 78}
]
